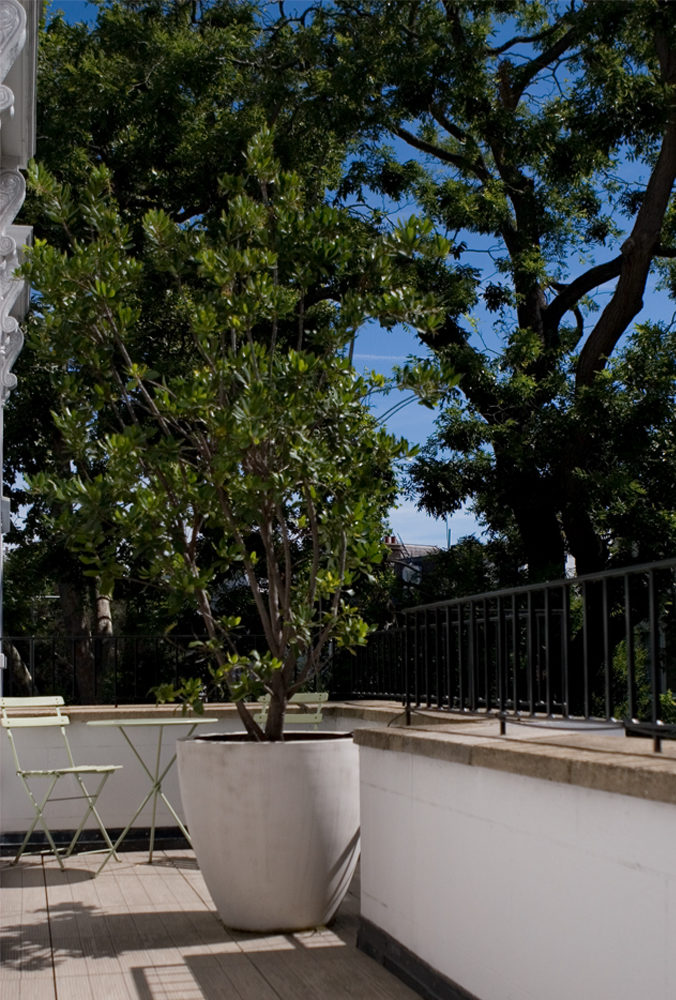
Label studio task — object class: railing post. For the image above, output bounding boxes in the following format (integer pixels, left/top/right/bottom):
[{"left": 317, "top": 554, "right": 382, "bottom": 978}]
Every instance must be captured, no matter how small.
[
  {"left": 497, "top": 595, "right": 505, "bottom": 717},
  {"left": 467, "top": 600, "right": 476, "bottom": 711},
  {"left": 624, "top": 572, "right": 636, "bottom": 721},
  {"left": 648, "top": 569, "right": 660, "bottom": 750},
  {"left": 457, "top": 604, "right": 464, "bottom": 711},
  {"left": 511, "top": 593, "right": 519, "bottom": 714},
  {"left": 544, "top": 587, "right": 551, "bottom": 716},
  {"left": 404, "top": 611, "right": 411, "bottom": 725},
  {"left": 561, "top": 584, "right": 570, "bottom": 718},
  {"left": 581, "top": 581, "right": 590, "bottom": 719},
  {"left": 527, "top": 590, "right": 535, "bottom": 715}
]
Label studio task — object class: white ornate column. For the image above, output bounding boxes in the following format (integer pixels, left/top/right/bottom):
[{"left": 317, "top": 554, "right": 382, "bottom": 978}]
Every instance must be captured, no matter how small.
[{"left": 0, "top": 0, "right": 36, "bottom": 695}]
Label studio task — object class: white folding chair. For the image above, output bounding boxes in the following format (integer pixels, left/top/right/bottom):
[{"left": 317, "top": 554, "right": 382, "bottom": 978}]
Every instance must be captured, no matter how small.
[
  {"left": 253, "top": 691, "right": 328, "bottom": 728},
  {"left": 1, "top": 696, "right": 122, "bottom": 871}
]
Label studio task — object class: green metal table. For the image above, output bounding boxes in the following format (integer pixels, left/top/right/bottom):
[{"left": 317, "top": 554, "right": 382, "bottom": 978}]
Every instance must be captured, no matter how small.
[{"left": 87, "top": 715, "right": 218, "bottom": 871}]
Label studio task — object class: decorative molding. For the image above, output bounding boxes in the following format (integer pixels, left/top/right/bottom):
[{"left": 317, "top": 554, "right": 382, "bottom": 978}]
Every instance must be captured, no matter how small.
[
  {"left": 0, "top": 2, "right": 30, "bottom": 410},
  {"left": 0, "top": 167, "right": 25, "bottom": 401},
  {"left": 0, "top": 82, "right": 13, "bottom": 116},
  {"left": 0, "top": 167, "right": 24, "bottom": 233},
  {"left": 0, "top": 0, "right": 24, "bottom": 88},
  {"left": 0, "top": 308, "right": 21, "bottom": 404}
]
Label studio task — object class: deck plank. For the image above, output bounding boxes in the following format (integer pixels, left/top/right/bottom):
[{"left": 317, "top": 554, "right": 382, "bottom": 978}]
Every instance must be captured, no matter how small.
[{"left": 1, "top": 850, "right": 421, "bottom": 1000}]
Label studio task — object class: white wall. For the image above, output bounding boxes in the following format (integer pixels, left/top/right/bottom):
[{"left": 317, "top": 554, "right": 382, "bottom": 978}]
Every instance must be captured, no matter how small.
[
  {"left": 0, "top": 709, "right": 372, "bottom": 834},
  {"left": 359, "top": 744, "right": 676, "bottom": 1000}
]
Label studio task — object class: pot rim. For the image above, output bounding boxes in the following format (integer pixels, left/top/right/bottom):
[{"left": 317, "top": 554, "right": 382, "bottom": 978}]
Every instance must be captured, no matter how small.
[{"left": 181, "top": 730, "right": 355, "bottom": 744}]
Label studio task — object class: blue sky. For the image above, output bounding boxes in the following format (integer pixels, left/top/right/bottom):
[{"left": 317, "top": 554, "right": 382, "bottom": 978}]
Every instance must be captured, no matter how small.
[{"left": 48, "top": 1, "right": 98, "bottom": 22}]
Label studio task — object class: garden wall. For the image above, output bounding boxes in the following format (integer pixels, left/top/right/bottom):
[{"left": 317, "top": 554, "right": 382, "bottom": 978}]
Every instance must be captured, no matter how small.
[
  {"left": 355, "top": 725, "right": 676, "bottom": 1000},
  {"left": 0, "top": 702, "right": 396, "bottom": 838}
]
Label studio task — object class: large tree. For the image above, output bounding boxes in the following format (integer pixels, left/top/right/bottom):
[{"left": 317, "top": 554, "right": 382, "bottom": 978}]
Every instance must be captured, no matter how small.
[
  {"left": 308, "top": 0, "right": 676, "bottom": 580},
  {"left": 24, "top": 132, "right": 445, "bottom": 731},
  {"left": 6, "top": 0, "right": 363, "bottom": 658},
  {"left": 13, "top": 0, "right": 676, "bottom": 679}
]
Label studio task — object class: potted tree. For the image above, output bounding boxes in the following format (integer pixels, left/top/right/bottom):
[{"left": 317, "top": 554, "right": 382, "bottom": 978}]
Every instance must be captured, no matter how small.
[{"left": 25, "top": 131, "right": 448, "bottom": 930}]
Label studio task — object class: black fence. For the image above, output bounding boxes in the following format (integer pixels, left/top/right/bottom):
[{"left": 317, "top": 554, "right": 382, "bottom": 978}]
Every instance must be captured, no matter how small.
[
  {"left": 334, "top": 558, "right": 676, "bottom": 728},
  {"left": 1, "top": 634, "right": 215, "bottom": 704},
  {"left": 1, "top": 632, "right": 318, "bottom": 705},
  {"left": 7, "top": 559, "right": 676, "bottom": 728}
]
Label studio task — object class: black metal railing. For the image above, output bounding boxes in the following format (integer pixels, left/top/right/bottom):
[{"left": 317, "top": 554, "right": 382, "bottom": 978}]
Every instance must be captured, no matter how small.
[
  {"left": 1, "top": 634, "right": 216, "bottom": 704},
  {"left": 1, "top": 631, "right": 315, "bottom": 705},
  {"left": 334, "top": 558, "right": 676, "bottom": 729},
  {"left": 8, "top": 559, "right": 676, "bottom": 727}
]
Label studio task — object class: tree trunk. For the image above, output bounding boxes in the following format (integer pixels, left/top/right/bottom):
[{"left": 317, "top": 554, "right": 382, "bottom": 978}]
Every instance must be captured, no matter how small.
[
  {"left": 95, "top": 587, "right": 113, "bottom": 637},
  {"left": 95, "top": 582, "right": 114, "bottom": 691},
  {"left": 58, "top": 569, "right": 95, "bottom": 704},
  {"left": 495, "top": 453, "right": 566, "bottom": 582},
  {"left": 5, "top": 641, "right": 34, "bottom": 696}
]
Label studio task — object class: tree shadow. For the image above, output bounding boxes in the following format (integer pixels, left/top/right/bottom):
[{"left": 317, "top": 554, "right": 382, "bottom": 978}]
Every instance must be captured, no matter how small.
[
  {"left": 0, "top": 861, "right": 94, "bottom": 887},
  {"left": 0, "top": 902, "right": 230, "bottom": 972}
]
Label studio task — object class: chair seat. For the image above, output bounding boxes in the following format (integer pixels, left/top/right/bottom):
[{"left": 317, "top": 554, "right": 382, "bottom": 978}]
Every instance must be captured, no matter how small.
[{"left": 20, "top": 764, "right": 123, "bottom": 777}]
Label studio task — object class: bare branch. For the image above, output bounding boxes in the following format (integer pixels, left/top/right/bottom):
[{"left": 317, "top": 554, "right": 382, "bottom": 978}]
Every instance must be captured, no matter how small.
[
  {"left": 487, "top": 20, "right": 567, "bottom": 58},
  {"left": 577, "top": 36, "right": 676, "bottom": 386},
  {"left": 507, "top": 25, "right": 581, "bottom": 108},
  {"left": 395, "top": 126, "right": 490, "bottom": 182},
  {"left": 542, "top": 255, "right": 623, "bottom": 346},
  {"left": 428, "top": 103, "right": 473, "bottom": 146}
]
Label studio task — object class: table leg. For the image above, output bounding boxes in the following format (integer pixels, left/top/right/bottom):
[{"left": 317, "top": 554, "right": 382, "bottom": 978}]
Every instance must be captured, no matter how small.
[{"left": 96, "top": 722, "right": 197, "bottom": 872}]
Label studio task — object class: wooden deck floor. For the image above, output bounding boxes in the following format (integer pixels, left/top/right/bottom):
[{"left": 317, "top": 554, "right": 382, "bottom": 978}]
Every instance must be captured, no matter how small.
[{"left": 1, "top": 849, "right": 418, "bottom": 1000}]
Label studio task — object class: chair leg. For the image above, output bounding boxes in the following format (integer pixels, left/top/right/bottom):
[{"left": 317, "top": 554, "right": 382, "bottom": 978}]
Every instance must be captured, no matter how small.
[
  {"left": 64, "top": 772, "right": 120, "bottom": 865},
  {"left": 14, "top": 774, "right": 67, "bottom": 870}
]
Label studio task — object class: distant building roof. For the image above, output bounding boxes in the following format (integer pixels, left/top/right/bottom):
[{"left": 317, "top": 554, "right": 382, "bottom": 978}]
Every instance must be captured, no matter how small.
[{"left": 383, "top": 535, "right": 441, "bottom": 560}]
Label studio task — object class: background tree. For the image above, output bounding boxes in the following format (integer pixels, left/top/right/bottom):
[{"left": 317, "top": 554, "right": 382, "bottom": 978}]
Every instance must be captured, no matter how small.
[
  {"left": 13, "top": 0, "right": 676, "bottom": 684},
  {"left": 309, "top": 0, "right": 676, "bottom": 580}
]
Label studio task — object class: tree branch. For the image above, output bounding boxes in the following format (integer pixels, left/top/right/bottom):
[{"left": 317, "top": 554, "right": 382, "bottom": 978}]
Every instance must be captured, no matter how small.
[
  {"left": 576, "top": 35, "right": 676, "bottom": 387},
  {"left": 542, "top": 255, "right": 623, "bottom": 347},
  {"left": 395, "top": 126, "right": 489, "bottom": 182},
  {"left": 486, "top": 20, "right": 566, "bottom": 58},
  {"left": 428, "top": 102, "right": 474, "bottom": 146},
  {"left": 508, "top": 25, "right": 581, "bottom": 108}
]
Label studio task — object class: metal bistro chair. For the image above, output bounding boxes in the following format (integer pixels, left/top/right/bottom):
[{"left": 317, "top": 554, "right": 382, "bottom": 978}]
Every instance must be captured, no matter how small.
[
  {"left": 1, "top": 696, "right": 122, "bottom": 871},
  {"left": 253, "top": 691, "right": 329, "bottom": 729}
]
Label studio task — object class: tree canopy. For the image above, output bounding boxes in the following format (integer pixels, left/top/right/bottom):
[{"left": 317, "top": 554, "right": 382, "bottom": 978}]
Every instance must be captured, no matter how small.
[
  {"left": 10, "top": 0, "right": 676, "bottom": 692},
  {"left": 8, "top": 0, "right": 365, "bottom": 663},
  {"left": 23, "top": 117, "right": 447, "bottom": 729},
  {"left": 306, "top": 0, "right": 676, "bottom": 579}
]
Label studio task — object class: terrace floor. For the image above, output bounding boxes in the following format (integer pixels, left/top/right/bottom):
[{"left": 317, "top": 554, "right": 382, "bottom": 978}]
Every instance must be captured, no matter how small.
[{"left": 1, "top": 849, "right": 419, "bottom": 1000}]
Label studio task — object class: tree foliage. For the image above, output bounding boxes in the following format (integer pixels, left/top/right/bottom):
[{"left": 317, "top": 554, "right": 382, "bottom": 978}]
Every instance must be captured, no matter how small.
[
  {"left": 307, "top": 0, "right": 676, "bottom": 579},
  {"left": 7, "top": 0, "right": 377, "bottom": 651},
  {"left": 11, "top": 0, "right": 676, "bottom": 691},
  {"left": 23, "top": 131, "right": 446, "bottom": 735}
]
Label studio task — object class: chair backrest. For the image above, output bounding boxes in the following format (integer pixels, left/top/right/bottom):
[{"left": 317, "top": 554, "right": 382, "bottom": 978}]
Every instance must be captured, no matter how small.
[
  {"left": 1, "top": 695, "right": 66, "bottom": 710},
  {"left": 253, "top": 691, "right": 328, "bottom": 727},
  {"left": 0, "top": 696, "right": 75, "bottom": 772}
]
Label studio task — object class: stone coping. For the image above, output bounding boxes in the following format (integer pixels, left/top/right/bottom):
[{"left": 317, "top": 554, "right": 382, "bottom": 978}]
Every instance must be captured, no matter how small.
[
  {"left": 353, "top": 720, "right": 676, "bottom": 806},
  {"left": 5, "top": 700, "right": 410, "bottom": 724},
  {"left": 11, "top": 698, "right": 674, "bottom": 805}
]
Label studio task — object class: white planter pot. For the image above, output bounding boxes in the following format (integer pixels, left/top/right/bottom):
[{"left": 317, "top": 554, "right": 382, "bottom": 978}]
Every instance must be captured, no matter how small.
[{"left": 176, "top": 732, "right": 360, "bottom": 932}]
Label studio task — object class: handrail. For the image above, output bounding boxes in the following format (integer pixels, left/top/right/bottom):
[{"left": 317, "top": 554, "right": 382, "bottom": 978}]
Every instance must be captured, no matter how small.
[
  {"left": 333, "top": 557, "right": 676, "bottom": 737},
  {"left": 402, "top": 556, "right": 676, "bottom": 613}
]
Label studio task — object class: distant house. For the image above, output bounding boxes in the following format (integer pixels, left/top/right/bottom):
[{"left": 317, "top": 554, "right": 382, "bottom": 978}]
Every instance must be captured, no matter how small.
[{"left": 383, "top": 535, "right": 441, "bottom": 587}]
